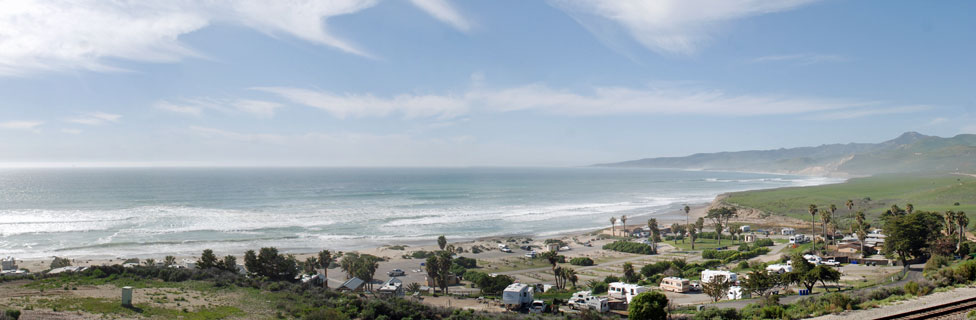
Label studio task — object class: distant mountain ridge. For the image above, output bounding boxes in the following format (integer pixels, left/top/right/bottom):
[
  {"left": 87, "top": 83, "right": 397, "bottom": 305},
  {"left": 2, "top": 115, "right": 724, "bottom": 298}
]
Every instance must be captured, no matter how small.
[{"left": 595, "top": 132, "right": 976, "bottom": 176}]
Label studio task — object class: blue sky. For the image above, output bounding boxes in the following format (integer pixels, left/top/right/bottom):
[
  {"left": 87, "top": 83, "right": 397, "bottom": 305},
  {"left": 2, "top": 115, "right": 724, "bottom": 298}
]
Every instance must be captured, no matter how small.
[{"left": 0, "top": 0, "right": 974, "bottom": 167}]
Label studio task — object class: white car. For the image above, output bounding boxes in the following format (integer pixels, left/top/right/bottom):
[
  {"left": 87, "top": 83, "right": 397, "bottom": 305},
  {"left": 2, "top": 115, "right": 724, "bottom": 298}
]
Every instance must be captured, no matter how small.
[
  {"left": 823, "top": 259, "right": 840, "bottom": 267},
  {"left": 524, "top": 251, "right": 537, "bottom": 258},
  {"left": 500, "top": 247, "right": 512, "bottom": 253},
  {"left": 528, "top": 300, "right": 546, "bottom": 313}
]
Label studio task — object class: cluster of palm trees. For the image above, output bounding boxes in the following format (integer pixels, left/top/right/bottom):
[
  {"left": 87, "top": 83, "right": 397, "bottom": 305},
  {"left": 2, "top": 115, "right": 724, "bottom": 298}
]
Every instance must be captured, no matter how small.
[
  {"left": 808, "top": 203, "right": 846, "bottom": 252},
  {"left": 540, "top": 251, "right": 578, "bottom": 289},
  {"left": 609, "top": 215, "right": 628, "bottom": 236},
  {"left": 943, "top": 210, "right": 970, "bottom": 250}
]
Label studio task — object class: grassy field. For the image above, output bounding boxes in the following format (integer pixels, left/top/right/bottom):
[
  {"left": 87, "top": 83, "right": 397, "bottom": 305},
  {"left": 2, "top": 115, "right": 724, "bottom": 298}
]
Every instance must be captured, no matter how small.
[{"left": 721, "top": 173, "right": 976, "bottom": 228}]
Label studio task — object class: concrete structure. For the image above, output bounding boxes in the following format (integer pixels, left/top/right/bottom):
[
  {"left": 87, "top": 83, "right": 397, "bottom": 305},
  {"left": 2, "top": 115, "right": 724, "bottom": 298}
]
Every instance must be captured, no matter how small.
[
  {"left": 743, "top": 234, "right": 757, "bottom": 243},
  {"left": 502, "top": 283, "right": 534, "bottom": 309},
  {"left": 121, "top": 287, "right": 133, "bottom": 307},
  {"left": 608, "top": 282, "right": 648, "bottom": 304}
]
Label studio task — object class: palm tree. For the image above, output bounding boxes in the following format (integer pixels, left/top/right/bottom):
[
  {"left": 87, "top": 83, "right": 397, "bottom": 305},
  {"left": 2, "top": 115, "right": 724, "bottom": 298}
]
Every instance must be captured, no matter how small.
[
  {"left": 621, "top": 215, "right": 628, "bottom": 237},
  {"left": 541, "top": 251, "right": 560, "bottom": 287},
  {"left": 808, "top": 204, "right": 819, "bottom": 251},
  {"left": 958, "top": 212, "right": 970, "bottom": 250},
  {"left": 647, "top": 218, "right": 660, "bottom": 254},
  {"left": 906, "top": 203, "right": 914, "bottom": 214},
  {"left": 845, "top": 199, "right": 855, "bottom": 234},
  {"left": 945, "top": 210, "right": 958, "bottom": 237},
  {"left": 687, "top": 223, "right": 697, "bottom": 250},
  {"left": 684, "top": 205, "right": 691, "bottom": 226},
  {"left": 855, "top": 211, "right": 869, "bottom": 258},
  {"left": 563, "top": 268, "right": 578, "bottom": 288},
  {"left": 610, "top": 216, "right": 617, "bottom": 236},
  {"left": 671, "top": 223, "right": 681, "bottom": 244},
  {"left": 821, "top": 207, "right": 833, "bottom": 248}
]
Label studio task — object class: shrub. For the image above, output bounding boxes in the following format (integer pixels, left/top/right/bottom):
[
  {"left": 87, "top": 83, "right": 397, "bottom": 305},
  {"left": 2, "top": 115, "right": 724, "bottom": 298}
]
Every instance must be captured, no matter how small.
[
  {"left": 603, "top": 241, "right": 655, "bottom": 254},
  {"left": 694, "top": 307, "right": 741, "bottom": 320},
  {"left": 590, "top": 282, "right": 608, "bottom": 294},
  {"left": 49, "top": 257, "right": 72, "bottom": 269},
  {"left": 604, "top": 275, "right": 620, "bottom": 283},
  {"left": 924, "top": 255, "right": 950, "bottom": 274},
  {"left": 453, "top": 257, "right": 477, "bottom": 269},
  {"left": 409, "top": 251, "right": 433, "bottom": 259},
  {"left": 754, "top": 238, "right": 775, "bottom": 247},
  {"left": 570, "top": 257, "right": 594, "bottom": 266},
  {"left": 2, "top": 310, "right": 20, "bottom": 320}
]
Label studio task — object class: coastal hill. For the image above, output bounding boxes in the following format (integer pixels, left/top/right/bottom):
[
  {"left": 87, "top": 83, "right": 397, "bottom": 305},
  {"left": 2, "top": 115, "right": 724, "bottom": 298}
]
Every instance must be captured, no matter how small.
[{"left": 595, "top": 132, "right": 976, "bottom": 176}]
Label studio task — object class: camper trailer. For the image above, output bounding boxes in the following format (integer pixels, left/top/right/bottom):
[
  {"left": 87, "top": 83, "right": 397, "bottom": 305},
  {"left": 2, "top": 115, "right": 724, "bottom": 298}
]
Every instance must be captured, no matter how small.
[
  {"left": 502, "top": 283, "right": 534, "bottom": 309},
  {"left": 701, "top": 270, "right": 738, "bottom": 284},
  {"left": 789, "top": 234, "right": 809, "bottom": 244},
  {"left": 660, "top": 277, "right": 691, "bottom": 293},
  {"left": 608, "top": 282, "right": 648, "bottom": 303},
  {"left": 766, "top": 264, "right": 792, "bottom": 274},
  {"left": 727, "top": 286, "right": 750, "bottom": 300}
]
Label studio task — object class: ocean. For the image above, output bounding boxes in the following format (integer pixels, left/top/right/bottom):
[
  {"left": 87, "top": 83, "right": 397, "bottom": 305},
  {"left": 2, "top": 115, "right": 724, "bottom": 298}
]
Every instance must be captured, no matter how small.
[{"left": 0, "top": 167, "right": 839, "bottom": 259}]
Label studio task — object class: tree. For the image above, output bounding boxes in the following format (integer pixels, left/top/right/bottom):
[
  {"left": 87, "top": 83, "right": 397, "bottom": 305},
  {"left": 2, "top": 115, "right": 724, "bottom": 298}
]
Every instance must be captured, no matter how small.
[
  {"left": 808, "top": 205, "right": 818, "bottom": 252},
  {"left": 821, "top": 207, "right": 833, "bottom": 248},
  {"left": 687, "top": 224, "right": 698, "bottom": 250},
  {"left": 244, "top": 250, "right": 258, "bottom": 276},
  {"left": 302, "top": 257, "right": 318, "bottom": 274},
  {"left": 945, "top": 210, "right": 958, "bottom": 237},
  {"left": 563, "top": 268, "right": 579, "bottom": 288},
  {"left": 706, "top": 207, "right": 737, "bottom": 245},
  {"left": 883, "top": 210, "right": 943, "bottom": 270},
  {"left": 958, "top": 212, "right": 970, "bottom": 250},
  {"left": 143, "top": 258, "right": 156, "bottom": 267},
  {"left": 255, "top": 247, "right": 299, "bottom": 281},
  {"left": 846, "top": 199, "right": 855, "bottom": 234},
  {"left": 628, "top": 291, "right": 669, "bottom": 320},
  {"left": 854, "top": 211, "right": 871, "bottom": 258},
  {"left": 221, "top": 255, "right": 237, "bottom": 272},
  {"left": 696, "top": 217, "right": 705, "bottom": 235},
  {"left": 742, "top": 268, "right": 783, "bottom": 298},
  {"left": 906, "top": 203, "right": 914, "bottom": 214},
  {"left": 425, "top": 251, "right": 453, "bottom": 293},
  {"left": 787, "top": 254, "right": 818, "bottom": 292},
  {"left": 541, "top": 251, "right": 561, "bottom": 287},
  {"left": 647, "top": 218, "right": 660, "bottom": 254},
  {"left": 164, "top": 256, "right": 176, "bottom": 267},
  {"left": 621, "top": 215, "right": 628, "bottom": 236},
  {"left": 810, "top": 265, "right": 841, "bottom": 292},
  {"left": 702, "top": 275, "right": 731, "bottom": 302},
  {"left": 610, "top": 216, "right": 617, "bottom": 236},
  {"left": 437, "top": 235, "right": 447, "bottom": 250},
  {"left": 623, "top": 262, "right": 639, "bottom": 283},
  {"left": 684, "top": 204, "right": 691, "bottom": 224},
  {"left": 671, "top": 223, "right": 683, "bottom": 244},
  {"left": 317, "top": 250, "right": 334, "bottom": 287},
  {"left": 197, "top": 249, "right": 218, "bottom": 269},
  {"left": 728, "top": 223, "right": 741, "bottom": 244}
]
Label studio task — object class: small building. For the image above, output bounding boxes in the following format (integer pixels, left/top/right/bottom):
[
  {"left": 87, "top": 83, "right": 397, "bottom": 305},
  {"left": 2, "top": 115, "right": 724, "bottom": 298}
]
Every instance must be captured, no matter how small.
[
  {"left": 338, "top": 277, "right": 366, "bottom": 292},
  {"left": 425, "top": 274, "right": 460, "bottom": 287},
  {"left": 608, "top": 282, "right": 648, "bottom": 304},
  {"left": 545, "top": 243, "right": 560, "bottom": 252},
  {"left": 378, "top": 278, "right": 404, "bottom": 297},
  {"left": 743, "top": 234, "right": 757, "bottom": 243},
  {"left": 181, "top": 259, "right": 196, "bottom": 269},
  {"left": 1, "top": 257, "right": 16, "bottom": 271},
  {"left": 781, "top": 228, "right": 796, "bottom": 235},
  {"left": 502, "top": 283, "right": 534, "bottom": 309}
]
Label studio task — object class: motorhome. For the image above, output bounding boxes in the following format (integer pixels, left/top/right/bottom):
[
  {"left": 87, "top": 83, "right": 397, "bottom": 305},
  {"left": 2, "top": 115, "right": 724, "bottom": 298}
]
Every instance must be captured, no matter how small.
[
  {"left": 608, "top": 282, "right": 648, "bottom": 303},
  {"left": 765, "top": 264, "right": 792, "bottom": 274},
  {"left": 660, "top": 277, "right": 691, "bottom": 293},
  {"left": 701, "top": 270, "right": 738, "bottom": 284},
  {"left": 502, "top": 283, "right": 534, "bottom": 309}
]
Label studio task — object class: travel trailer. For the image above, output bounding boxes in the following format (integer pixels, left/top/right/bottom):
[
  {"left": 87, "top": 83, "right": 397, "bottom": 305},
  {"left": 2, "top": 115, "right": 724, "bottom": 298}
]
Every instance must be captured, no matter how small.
[
  {"left": 608, "top": 282, "right": 648, "bottom": 303},
  {"left": 567, "top": 291, "right": 609, "bottom": 312},
  {"left": 502, "top": 283, "right": 534, "bottom": 309},
  {"left": 701, "top": 270, "right": 737, "bottom": 284}
]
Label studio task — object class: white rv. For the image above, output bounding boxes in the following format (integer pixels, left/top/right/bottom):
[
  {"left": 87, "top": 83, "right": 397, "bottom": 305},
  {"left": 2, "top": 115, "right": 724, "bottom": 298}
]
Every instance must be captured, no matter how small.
[
  {"left": 765, "top": 264, "right": 792, "bottom": 274},
  {"left": 568, "top": 291, "right": 609, "bottom": 312},
  {"left": 608, "top": 282, "right": 648, "bottom": 304},
  {"left": 789, "top": 234, "right": 809, "bottom": 244},
  {"left": 701, "top": 270, "right": 738, "bottom": 284},
  {"left": 502, "top": 283, "right": 534, "bottom": 309},
  {"left": 727, "top": 286, "right": 750, "bottom": 300}
]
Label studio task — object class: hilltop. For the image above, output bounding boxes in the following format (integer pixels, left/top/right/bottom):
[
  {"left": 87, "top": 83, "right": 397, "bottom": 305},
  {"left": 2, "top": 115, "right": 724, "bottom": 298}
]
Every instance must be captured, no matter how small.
[{"left": 595, "top": 132, "right": 976, "bottom": 177}]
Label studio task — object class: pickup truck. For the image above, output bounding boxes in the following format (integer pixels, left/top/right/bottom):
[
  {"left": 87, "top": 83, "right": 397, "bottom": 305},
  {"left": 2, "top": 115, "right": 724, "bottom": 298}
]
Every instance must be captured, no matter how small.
[{"left": 823, "top": 259, "right": 840, "bottom": 267}]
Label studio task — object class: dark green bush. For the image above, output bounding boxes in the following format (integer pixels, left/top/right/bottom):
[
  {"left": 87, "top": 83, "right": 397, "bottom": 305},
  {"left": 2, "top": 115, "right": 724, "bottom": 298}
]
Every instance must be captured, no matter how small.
[
  {"left": 603, "top": 241, "right": 655, "bottom": 254},
  {"left": 569, "top": 257, "right": 594, "bottom": 266}
]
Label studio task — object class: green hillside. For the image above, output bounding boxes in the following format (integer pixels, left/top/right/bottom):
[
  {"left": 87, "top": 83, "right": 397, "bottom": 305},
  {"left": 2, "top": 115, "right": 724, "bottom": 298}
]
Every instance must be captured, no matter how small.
[
  {"left": 597, "top": 132, "right": 976, "bottom": 176},
  {"left": 720, "top": 173, "right": 976, "bottom": 228}
]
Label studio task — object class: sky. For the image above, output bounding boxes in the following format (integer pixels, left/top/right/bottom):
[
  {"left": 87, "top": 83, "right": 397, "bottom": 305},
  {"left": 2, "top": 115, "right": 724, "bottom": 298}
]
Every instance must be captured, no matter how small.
[{"left": 0, "top": 0, "right": 974, "bottom": 167}]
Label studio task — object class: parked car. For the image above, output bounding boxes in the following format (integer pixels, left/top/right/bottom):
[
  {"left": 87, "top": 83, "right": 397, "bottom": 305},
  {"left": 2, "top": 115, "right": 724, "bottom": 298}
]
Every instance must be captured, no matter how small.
[
  {"left": 388, "top": 269, "right": 406, "bottom": 277},
  {"left": 823, "top": 259, "right": 840, "bottom": 267},
  {"left": 528, "top": 300, "right": 546, "bottom": 313},
  {"left": 524, "top": 251, "right": 537, "bottom": 258},
  {"left": 500, "top": 247, "right": 512, "bottom": 253}
]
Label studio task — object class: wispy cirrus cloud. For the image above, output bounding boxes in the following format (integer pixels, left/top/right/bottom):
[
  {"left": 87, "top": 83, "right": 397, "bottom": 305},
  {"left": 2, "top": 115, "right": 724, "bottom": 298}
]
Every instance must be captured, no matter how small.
[
  {"left": 257, "top": 83, "right": 907, "bottom": 119},
  {"left": 808, "top": 105, "right": 931, "bottom": 120},
  {"left": 752, "top": 53, "right": 848, "bottom": 65},
  {"left": 155, "top": 98, "right": 283, "bottom": 118},
  {"left": 0, "top": 0, "right": 473, "bottom": 76},
  {"left": 66, "top": 112, "right": 122, "bottom": 126},
  {"left": 0, "top": 121, "right": 43, "bottom": 130},
  {"left": 409, "top": 0, "right": 471, "bottom": 31},
  {"left": 549, "top": 0, "right": 820, "bottom": 55}
]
